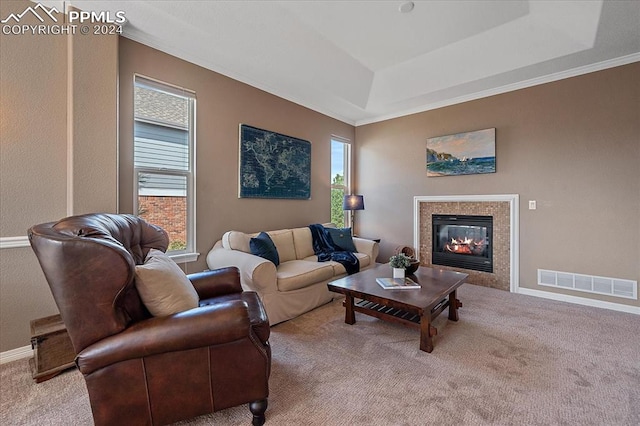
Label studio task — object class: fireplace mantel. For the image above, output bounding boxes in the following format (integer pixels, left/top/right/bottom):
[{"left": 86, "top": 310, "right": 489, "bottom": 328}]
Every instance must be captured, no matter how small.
[{"left": 413, "top": 194, "right": 519, "bottom": 292}]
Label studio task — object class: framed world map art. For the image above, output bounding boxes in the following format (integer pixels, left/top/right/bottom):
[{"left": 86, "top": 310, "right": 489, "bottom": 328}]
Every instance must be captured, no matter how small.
[{"left": 239, "top": 124, "right": 311, "bottom": 199}]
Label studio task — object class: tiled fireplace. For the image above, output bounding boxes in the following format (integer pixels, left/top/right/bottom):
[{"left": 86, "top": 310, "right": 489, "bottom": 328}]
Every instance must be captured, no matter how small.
[{"left": 413, "top": 195, "right": 519, "bottom": 292}]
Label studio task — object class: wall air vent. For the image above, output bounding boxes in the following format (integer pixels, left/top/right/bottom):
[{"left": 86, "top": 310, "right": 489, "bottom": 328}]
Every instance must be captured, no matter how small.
[{"left": 538, "top": 269, "right": 637, "bottom": 300}]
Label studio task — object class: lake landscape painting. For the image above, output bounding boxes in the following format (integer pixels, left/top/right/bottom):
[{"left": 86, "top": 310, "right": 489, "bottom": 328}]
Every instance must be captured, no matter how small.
[{"left": 426, "top": 128, "right": 496, "bottom": 177}]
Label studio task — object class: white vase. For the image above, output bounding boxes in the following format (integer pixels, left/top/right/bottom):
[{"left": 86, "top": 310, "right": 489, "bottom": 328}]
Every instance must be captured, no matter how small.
[{"left": 393, "top": 267, "right": 405, "bottom": 279}]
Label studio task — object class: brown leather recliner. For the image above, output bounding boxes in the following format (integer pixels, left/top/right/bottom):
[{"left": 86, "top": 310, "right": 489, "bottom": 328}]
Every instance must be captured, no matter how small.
[{"left": 28, "top": 213, "right": 271, "bottom": 426}]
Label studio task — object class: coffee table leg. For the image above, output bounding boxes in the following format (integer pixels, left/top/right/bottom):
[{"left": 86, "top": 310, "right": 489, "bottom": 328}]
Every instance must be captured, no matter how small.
[
  {"left": 448, "top": 290, "right": 460, "bottom": 321},
  {"left": 345, "top": 294, "right": 355, "bottom": 325},
  {"left": 419, "top": 314, "right": 435, "bottom": 353}
]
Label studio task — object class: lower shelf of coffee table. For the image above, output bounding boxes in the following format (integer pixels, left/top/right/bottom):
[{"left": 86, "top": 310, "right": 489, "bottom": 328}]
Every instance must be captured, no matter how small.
[
  {"left": 348, "top": 298, "right": 450, "bottom": 329},
  {"left": 353, "top": 299, "right": 420, "bottom": 325}
]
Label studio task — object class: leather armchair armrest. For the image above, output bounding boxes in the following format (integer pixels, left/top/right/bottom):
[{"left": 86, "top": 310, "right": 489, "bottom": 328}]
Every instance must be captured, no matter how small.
[
  {"left": 76, "top": 299, "right": 250, "bottom": 375},
  {"left": 188, "top": 266, "right": 242, "bottom": 299}
]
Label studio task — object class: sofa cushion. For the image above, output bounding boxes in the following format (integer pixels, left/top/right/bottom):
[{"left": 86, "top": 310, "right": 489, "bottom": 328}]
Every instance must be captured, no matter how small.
[
  {"left": 267, "top": 229, "right": 296, "bottom": 263},
  {"left": 276, "top": 260, "right": 334, "bottom": 292},
  {"left": 222, "top": 230, "right": 251, "bottom": 253},
  {"left": 292, "top": 227, "right": 315, "bottom": 260},
  {"left": 302, "top": 253, "right": 371, "bottom": 275},
  {"left": 325, "top": 227, "right": 357, "bottom": 252},
  {"left": 250, "top": 232, "right": 280, "bottom": 266},
  {"left": 134, "top": 249, "right": 199, "bottom": 317}
]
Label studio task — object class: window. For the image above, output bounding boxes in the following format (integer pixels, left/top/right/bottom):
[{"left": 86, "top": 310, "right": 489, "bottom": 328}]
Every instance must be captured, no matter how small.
[
  {"left": 330, "top": 138, "right": 351, "bottom": 227},
  {"left": 133, "top": 75, "right": 196, "bottom": 261}
]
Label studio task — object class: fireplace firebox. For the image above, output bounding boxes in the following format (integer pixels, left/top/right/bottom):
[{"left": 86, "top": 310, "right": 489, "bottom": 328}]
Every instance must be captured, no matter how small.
[{"left": 432, "top": 214, "right": 493, "bottom": 273}]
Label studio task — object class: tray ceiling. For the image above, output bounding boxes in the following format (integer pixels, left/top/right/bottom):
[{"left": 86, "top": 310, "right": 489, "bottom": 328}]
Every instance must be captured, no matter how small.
[{"left": 41, "top": 1, "right": 640, "bottom": 125}]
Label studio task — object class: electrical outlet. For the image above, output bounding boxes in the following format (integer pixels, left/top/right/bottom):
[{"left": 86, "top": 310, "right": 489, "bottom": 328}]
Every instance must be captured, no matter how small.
[{"left": 529, "top": 200, "right": 537, "bottom": 210}]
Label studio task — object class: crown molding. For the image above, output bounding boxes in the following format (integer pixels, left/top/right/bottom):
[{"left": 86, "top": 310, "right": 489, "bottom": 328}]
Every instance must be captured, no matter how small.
[{"left": 356, "top": 53, "right": 640, "bottom": 126}]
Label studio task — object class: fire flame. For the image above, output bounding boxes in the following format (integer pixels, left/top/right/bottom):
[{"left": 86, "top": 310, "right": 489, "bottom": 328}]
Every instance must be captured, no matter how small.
[{"left": 445, "top": 237, "right": 486, "bottom": 255}]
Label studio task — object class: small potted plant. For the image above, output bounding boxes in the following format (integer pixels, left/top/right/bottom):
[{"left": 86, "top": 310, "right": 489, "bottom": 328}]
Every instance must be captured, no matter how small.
[{"left": 389, "top": 253, "right": 411, "bottom": 278}]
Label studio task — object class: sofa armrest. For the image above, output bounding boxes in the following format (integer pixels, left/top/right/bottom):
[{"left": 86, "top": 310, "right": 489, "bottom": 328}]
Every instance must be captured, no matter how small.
[
  {"left": 188, "top": 267, "right": 242, "bottom": 299},
  {"left": 353, "top": 237, "right": 379, "bottom": 263},
  {"left": 206, "top": 245, "right": 278, "bottom": 295},
  {"left": 76, "top": 300, "right": 251, "bottom": 374}
]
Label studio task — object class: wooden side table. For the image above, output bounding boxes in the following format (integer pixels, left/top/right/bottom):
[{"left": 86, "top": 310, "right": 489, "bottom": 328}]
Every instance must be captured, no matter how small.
[
  {"left": 354, "top": 236, "right": 381, "bottom": 243},
  {"left": 30, "top": 314, "right": 76, "bottom": 382}
]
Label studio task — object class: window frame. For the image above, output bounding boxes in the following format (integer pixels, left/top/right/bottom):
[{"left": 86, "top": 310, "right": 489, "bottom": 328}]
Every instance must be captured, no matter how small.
[
  {"left": 330, "top": 136, "right": 352, "bottom": 227},
  {"left": 133, "top": 74, "right": 198, "bottom": 263}
]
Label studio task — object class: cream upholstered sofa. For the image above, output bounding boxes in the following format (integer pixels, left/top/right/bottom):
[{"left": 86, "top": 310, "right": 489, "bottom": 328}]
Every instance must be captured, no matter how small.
[{"left": 206, "top": 224, "right": 379, "bottom": 325}]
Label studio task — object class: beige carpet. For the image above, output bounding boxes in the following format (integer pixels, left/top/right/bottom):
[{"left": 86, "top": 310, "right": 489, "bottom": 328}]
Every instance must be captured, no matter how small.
[{"left": 2, "top": 284, "right": 639, "bottom": 425}]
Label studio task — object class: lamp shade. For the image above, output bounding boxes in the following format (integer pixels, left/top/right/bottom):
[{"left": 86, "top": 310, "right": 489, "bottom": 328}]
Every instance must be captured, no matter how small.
[{"left": 343, "top": 194, "right": 364, "bottom": 211}]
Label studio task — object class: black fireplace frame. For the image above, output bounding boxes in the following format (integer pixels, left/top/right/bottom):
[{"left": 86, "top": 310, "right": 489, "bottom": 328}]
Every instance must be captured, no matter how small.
[{"left": 432, "top": 214, "right": 493, "bottom": 273}]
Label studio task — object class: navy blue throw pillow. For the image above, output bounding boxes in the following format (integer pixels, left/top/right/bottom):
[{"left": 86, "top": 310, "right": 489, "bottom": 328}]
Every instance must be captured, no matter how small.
[
  {"left": 250, "top": 232, "right": 280, "bottom": 266},
  {"left": 325, "top": 227, "right": 357, "bottom": 253}
]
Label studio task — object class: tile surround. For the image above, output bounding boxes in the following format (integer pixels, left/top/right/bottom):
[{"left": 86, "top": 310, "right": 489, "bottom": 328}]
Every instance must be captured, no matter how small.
[{"left": 415, "top": 197, "right": 515, "bottom": 291}]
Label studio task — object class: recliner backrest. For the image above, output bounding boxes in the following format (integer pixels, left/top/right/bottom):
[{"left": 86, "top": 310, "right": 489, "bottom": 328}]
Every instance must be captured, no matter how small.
[{"left": 29, "top": 213, "right": 169, "bottom": 353}]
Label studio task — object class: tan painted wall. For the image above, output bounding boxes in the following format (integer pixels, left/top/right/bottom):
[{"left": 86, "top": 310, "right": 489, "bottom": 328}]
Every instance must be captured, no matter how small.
[
  {"left": 0, "top": 0, "right": 118, "bottom": 352},
  {"left": 70, "top": 18, "right": 119, "bottom": 214},
  {"left": 0, "top": 0, "right": 67, "bottom": 236},
  {"left": 356, "top": 63, "right": 640, "bottom": 307},
  {"left": 118, "top": 38, "right": 355, "bottom": 274}
]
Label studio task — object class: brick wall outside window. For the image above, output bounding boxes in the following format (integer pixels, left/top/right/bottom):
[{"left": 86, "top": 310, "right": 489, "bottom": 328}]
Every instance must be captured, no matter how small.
[{"left": 138, "top": 196, "right": 187, "bottom": 249}]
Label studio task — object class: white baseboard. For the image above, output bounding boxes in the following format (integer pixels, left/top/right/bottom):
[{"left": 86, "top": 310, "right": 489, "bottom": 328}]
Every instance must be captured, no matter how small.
[
  {"left": 0, "top": 345, "right": 33, "bottom": 364},
  {"left": 517, "top": 287, "right": 640, "bottom": 315}
]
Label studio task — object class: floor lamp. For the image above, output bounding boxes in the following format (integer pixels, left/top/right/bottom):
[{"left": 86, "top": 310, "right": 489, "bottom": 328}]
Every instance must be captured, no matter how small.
[{"left": 343, "top": 195, "right": 364, "bottom": 236}]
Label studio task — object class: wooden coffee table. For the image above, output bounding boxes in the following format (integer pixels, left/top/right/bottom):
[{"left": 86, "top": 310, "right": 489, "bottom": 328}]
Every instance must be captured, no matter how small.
[{"left": 327, "top": 264, "right": 468, "bottom": 353}]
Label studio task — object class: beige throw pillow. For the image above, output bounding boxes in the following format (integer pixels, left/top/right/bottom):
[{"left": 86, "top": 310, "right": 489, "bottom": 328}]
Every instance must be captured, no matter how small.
[{"left": 134, "top": 249, "right": 199, "bottom": 317}]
